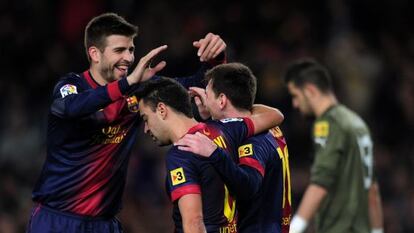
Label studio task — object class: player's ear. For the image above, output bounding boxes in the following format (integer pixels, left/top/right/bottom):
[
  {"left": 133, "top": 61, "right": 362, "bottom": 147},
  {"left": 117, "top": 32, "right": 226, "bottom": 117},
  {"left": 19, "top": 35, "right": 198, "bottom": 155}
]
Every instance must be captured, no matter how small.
[
  {"left": 88, "top": 46, "right": 101, "bottom": 63},
  {"left": 218, "top": 93, "right": 227, "bottom": 110},
  {"left": 157, "top": 102, "right": 167, "bottom": 119},
  {"left": 303, "top": 83, "right": 318, "bottom": 98}
]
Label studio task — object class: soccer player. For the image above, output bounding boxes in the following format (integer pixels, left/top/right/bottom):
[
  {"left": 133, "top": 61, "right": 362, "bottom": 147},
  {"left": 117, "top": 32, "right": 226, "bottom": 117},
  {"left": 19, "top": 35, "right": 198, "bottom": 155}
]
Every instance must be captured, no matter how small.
[
  {"left": 27, "top": 12, "right": 227, "bottom": 233},
  {"left": 136, "top": 77, "right": 284, "bottom": 233},
  {"left": 175, "top": 63, "right": 292, "bottom": 233},
  {"left": 284, "top": 58, "right": 384, "bottom": 233}
]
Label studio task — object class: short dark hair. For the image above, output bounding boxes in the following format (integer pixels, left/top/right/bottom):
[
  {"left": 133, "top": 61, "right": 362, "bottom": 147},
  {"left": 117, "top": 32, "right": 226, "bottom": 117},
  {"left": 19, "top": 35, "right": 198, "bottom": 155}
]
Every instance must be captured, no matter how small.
[
  {"left": 205, "top": 63, "right": 257, "bottom": 111},
  {"left": 284, "top": 58, "right": 333, "bottom": 93},
  {"left": 84, "top": 12, "right": 138, "bottom": 61},
  {"left": 136, "top": 77, "right": 194, "bottom": 118}
]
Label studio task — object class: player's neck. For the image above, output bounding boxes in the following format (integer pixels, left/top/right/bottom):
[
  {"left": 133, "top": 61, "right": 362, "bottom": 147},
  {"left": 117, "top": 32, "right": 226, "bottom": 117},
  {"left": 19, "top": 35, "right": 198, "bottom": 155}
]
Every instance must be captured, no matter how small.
[
  {"left": 170, "top": 116, "right": 199, "bottom": 143},
  {"left": 313, "top": 94, "right": 337, "bottom": 117},
  {"left": 89, "top": 67, "right": 107, "bottom": 86},
  {"left": 222, "top": 105, "right": 251, "bottom": 119}
]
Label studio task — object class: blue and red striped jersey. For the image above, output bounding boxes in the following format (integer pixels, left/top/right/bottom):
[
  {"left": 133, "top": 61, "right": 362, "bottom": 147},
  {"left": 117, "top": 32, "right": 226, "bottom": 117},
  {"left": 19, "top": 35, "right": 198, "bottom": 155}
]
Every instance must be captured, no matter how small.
[
  {"left": 208, "top": 126, "right": 292, "bottom": 233},
  {"left": 236, "top": 127, "right": 292, "bottom": 233},
  {"left": 166, "top": 118, "right": 254, "bottom": 233},
  {"left": 32, "top": 67, "right": 208, "bottom": 217}
]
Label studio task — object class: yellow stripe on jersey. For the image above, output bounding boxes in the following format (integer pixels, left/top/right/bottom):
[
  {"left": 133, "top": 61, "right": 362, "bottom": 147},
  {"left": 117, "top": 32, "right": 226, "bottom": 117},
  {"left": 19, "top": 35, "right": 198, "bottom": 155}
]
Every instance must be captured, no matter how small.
[
  {"left": 238, "top": 144, "right": 253, "bottom": 157},
  {"left": 170, "top": 167, "right": 186, "bottom": 186},
  {"left": 223, "top": 185, "right": 236, "bottom": 222}
]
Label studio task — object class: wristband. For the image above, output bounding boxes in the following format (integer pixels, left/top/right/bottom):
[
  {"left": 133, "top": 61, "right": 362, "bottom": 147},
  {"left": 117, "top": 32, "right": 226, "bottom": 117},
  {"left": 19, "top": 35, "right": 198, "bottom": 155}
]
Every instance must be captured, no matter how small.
[
  {"left": 372, "top": 229, "right": 384, "bottom": 233},
  {"left": 290, "top": 215, "right": 308, "bottom": 233}
]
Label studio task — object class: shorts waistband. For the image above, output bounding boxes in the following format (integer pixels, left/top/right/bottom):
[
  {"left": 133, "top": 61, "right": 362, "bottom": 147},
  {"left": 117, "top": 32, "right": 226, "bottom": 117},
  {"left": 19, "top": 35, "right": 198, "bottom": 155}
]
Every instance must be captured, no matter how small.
[{"left": 35, "top": 203, "right": 113, "bottom": 221}]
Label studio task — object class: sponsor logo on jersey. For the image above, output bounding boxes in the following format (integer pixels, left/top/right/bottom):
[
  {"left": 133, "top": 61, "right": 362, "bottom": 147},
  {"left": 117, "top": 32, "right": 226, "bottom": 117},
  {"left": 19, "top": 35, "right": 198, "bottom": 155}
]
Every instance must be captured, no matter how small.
[
  {"left": 314, "top": 121, "right": 329, "bottom": 137},
  {"left": 91, "top": 124, "right": 127, "bottom": 145},
  {"left": 60, "top": 84, "right": 78, "bottom": 98},
  {"left": 126, "top": 96, "right": 139, "bottom": 112},
  {"left": 170, "top": 167, "right": 186, "bottom": 186},
  {"left": 238, "top": 144, "right": 253, "bottom": 157},
  {"left": 220, "top": 118, "right": 243, "bottom": 123}
]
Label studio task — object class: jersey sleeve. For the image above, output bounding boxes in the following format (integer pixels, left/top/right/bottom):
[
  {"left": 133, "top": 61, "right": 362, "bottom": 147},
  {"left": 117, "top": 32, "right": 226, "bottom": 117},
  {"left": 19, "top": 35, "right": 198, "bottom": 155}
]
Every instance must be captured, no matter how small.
[
  {"left": 166, "top": 148, "right": 202, "bottom": 202},
  {"left": 310, "top": 120, "right": 345, "bottom": 190},
  {"left": 172, "top": 52, "right": 227, "bottom": 88},
  {"left": 209, "top": 146, "right": 263, "bottom": 200},
  {"left": 50, "top": 75, "right": 131, "bottom": 119}
]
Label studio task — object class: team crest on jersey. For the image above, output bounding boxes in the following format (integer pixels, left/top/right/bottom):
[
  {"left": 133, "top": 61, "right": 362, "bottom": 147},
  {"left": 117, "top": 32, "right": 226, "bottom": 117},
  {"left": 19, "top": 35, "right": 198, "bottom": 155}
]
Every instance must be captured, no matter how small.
[
  {"left": 220, "top": 118, "right": 243, "bottom": 123},
  {"left": 238, "top": 144, "right": 253, "bottom": 157},
  {"left": 126, "top": 96, "right": 139, "bottom": 112},
  {"left": 60, "top": 84, "right": 78, "bottom": 98},
  {"left": 170, "top": 167, "right": 186, "bottom": 186},
  {"left": 314, "top": 121, "right": 329, "bottom": 137}
]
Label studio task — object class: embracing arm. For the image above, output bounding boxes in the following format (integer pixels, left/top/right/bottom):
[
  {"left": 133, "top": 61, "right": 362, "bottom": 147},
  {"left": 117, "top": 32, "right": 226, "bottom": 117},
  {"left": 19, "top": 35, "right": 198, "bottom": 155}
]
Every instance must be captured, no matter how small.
[
  {"left": 175, "top": 133, "right": 263, "bottom": 199},
  {"left": 250, "top": 104, "right": 284, "bottom": 134},
  {"left": 178, "top": 194, "right": 207, "bottom": 233}
]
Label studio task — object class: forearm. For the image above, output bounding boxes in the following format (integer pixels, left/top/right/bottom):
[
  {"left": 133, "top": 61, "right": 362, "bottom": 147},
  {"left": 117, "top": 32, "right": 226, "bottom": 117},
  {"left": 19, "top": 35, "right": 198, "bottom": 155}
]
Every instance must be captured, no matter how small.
[
  {"left": 183, "top": 216, "right": 207, "bottom": 233},
  {"left": 210, "top": 148, "right": 262, "bottom": 199},
  {"left": 290, "top": 184, "right": 328, "bottom": 233},
  {"left": 251, "top": 104, "right": 284, "bottom": 133}
]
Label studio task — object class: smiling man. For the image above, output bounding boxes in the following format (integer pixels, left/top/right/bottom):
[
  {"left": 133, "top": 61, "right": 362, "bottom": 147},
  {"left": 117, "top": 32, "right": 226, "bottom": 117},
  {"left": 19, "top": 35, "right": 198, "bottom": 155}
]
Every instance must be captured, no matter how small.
[{"left": 27, "top": 12, "right": 228, "bottom": 233}]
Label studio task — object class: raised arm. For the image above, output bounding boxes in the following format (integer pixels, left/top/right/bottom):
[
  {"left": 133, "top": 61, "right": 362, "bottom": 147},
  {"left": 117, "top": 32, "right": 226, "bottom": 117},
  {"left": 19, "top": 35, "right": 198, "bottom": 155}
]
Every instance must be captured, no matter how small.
[
  {"left": 250, "top": 104, "right": 284, "bottom": 134},
  {"left": 178, "top": 194, "right": 207, "bottom": 233},
  {"left": 173, "top": 32, "right": 227, "bottom": 89}
]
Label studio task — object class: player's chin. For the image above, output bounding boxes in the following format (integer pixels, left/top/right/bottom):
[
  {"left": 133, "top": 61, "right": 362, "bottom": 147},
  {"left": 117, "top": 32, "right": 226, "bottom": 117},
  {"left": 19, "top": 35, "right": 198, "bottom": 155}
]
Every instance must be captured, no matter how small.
[{"left": 114, "top": 67, "right": 128, "bottom": 79}]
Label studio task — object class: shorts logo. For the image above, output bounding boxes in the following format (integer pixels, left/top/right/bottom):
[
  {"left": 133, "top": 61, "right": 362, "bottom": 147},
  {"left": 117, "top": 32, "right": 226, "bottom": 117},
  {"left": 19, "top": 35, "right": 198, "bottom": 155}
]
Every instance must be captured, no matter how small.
[
  {"left": 314, "top": 121, "right": 329, "bottom": 137},
  {"left": 238, "top": 144, "right": 253, "bottom": 157},
  {"left": 126, "top": 96, "right": 139, "bottom": 112},
  {"left": 60, "top": 84, "right": 78, "bottom": 98},
  {"left": 170, "top": 167, "right": 186, "bottom": 186}
]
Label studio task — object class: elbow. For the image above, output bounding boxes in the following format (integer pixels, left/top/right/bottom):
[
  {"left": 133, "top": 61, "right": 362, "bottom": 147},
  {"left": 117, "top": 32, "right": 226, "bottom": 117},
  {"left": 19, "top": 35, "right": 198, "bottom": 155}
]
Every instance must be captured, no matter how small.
[{"left": 274, "top": 109, "right": 284, "bottom": 125}]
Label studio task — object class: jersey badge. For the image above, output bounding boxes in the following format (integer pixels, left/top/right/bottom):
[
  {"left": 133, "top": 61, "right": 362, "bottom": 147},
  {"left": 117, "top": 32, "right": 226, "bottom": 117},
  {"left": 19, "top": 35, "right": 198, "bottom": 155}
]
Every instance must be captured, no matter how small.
[
  {"left": 170, "top": 167, "right": 186, "bottom": 186},
  {"left": 238, "top": 144, "right": 253, "bottom": 157},
  {"left": 314, "top": 121, "right": 329, "bottom": 138},
  {"left": 126, "top": 96, "right": 139, "bottom": 112},
  {"left": 60, "top": 84, "right": 78, "bottom": 98}
]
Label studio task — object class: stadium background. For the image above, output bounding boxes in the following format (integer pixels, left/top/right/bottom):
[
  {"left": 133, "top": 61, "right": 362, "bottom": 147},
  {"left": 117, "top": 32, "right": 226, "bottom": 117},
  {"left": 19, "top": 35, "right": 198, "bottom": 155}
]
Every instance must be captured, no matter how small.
[{"left": 0, "top": 0, "right": 413, "bottom": 232}]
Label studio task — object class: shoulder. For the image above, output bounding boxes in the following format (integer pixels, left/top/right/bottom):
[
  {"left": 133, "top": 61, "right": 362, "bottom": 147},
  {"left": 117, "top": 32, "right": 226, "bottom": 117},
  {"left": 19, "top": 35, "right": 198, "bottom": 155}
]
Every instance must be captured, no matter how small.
[
  {"left": 166, "top": 147, "right": 200, "bottom": 166},
  {"left": 57, "top": 72, "right": 83, "bottom": 85},
  {"left": 54, "top": 73, "right": 83, "bottom": 92},
  {"left": 323, "top": 105, "right": 369, "bottom": 133}
]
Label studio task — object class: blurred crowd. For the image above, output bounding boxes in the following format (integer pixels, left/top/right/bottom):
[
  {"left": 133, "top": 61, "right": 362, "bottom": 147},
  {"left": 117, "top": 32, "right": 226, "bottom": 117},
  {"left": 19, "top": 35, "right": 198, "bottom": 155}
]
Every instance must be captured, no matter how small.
[{"left": 0, "top": 0, "right": 413, "bottom": 232}]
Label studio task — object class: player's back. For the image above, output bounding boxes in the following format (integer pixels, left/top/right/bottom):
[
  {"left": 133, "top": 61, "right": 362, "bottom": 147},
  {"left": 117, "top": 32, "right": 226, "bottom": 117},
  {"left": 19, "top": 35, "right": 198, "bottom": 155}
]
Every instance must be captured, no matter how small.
[
  {"left": 166, "top": 118, "right": 254, "bottom": 233},
  {"left": 236, "top": 127, "right": 291, "bottom": 233},
  {"left": 312, "top": 105, "right": 371, "bottom": 233}
]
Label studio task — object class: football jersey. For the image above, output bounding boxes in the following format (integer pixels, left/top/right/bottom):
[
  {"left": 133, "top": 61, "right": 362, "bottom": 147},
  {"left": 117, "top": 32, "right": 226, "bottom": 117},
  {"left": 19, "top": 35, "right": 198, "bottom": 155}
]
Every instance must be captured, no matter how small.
[
  {"left": 32, "top": 67, "right": 208, "bottom": 217},
  {"left": 208, "top": 126, "right": 292, "bottom": 233},
  {"left": 166, "top": 118, "right": 254, "bottom": 233},
  {"left": 311, "top": 104, "right": 372, "bottom": 233}
]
